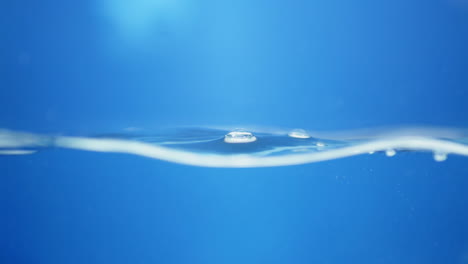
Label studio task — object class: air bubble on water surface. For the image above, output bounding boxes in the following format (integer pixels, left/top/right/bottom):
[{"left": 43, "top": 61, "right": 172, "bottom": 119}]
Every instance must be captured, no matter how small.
[
  {"left": 433, "top": 152, "right": 448, "bottom": 162},
  {"left": 224, "top": 131, "right": 257, "bottom": 144},
  {"left": 386, "top": 149, "right": 396, "bottom": 157},
  {"left": 288, "top": 129, "right": 311, "bottom": 139}
]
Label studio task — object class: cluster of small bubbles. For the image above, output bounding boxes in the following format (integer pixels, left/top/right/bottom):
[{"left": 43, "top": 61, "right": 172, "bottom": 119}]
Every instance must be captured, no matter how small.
[
  {"left": 433, "top": 152, "right": 448, "bottom": 162},
  {"left": 288, "top": 129, "right": 311, "bottom": 139},
  {"left": 224, "top": 130, "right": 257, "bottom": 144},
  {"left": 385, "top": 149, "right": 396, "bottom": 157}
]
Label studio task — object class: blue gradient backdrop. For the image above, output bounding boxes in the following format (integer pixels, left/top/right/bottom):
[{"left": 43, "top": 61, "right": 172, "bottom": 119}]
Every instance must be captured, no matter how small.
[{"left": 1, "top": 0, "right": 468, "bottom": 263}]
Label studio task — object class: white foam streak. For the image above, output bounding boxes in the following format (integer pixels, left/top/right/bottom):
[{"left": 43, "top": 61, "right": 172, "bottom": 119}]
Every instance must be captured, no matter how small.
[{"left": 0, "top": 150, "right": 37, "bottom": 155}]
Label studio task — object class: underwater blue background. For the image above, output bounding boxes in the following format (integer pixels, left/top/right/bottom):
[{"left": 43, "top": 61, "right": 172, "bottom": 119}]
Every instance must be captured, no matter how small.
[{"left": 2, "top": 0, "right": 468, "bottom": 263}]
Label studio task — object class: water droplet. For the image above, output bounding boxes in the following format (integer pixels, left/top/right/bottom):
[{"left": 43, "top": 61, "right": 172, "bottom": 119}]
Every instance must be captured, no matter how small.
[
  {"left": 433, "top": 152, "right": 447, "bottom": 162},
  {"left": 288, "top": 129, "right": 310, "bottom": 139},
  {"left": 224, "top": 131, "right": 257, "bottom": 144},
  {"left": 316, "top": 142, "right": 325, "bottom": 147},
  {"left": 385, "top": 149, "right": 396, "bottom": 157},
  {"left": 368, "top": 151, "right": 375, "bottom": 154}
]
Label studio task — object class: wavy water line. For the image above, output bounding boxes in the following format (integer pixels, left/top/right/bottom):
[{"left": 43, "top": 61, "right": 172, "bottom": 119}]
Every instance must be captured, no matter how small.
[
  {"left": 53, "top": 136, "right": 468, "bottom": 167},
  {"left": 1, "top": 128, "right": 468, "bottom": 167}
]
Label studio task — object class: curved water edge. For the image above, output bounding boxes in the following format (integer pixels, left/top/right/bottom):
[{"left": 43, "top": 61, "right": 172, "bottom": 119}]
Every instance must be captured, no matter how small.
[{"left": 1, "top": 127, "right": 468, "bottom": 168}]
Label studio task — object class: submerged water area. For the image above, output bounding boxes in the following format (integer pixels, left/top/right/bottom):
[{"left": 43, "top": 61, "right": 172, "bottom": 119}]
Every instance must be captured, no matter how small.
[
  {"left": 3, "top": 125, "right": 468, "bottom": 264},
  {"left": 1, "top": 126, "right": 467, "bottom": 167}
]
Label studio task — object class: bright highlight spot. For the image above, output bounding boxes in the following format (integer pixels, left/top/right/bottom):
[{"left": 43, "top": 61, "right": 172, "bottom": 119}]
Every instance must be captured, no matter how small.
[{"left": 316, "top": 142, "right": 325, "bottom": 147}]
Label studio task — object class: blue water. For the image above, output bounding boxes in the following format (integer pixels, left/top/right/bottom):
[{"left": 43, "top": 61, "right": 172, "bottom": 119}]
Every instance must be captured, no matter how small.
[{"left": 2, "top": 0, "right": 468, "bottom": 263}]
